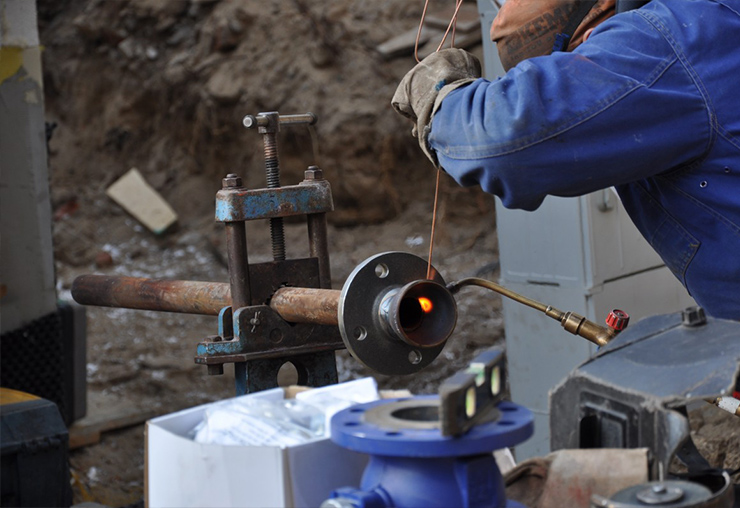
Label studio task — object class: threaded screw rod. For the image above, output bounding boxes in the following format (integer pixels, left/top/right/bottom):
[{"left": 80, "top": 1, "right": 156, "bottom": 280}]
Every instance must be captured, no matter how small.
[{"left": 259, "top": 112, "right": 286, "bottom": 261}]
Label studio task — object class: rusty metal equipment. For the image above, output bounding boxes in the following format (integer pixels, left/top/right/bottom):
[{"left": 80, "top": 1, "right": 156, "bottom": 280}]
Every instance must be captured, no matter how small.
[
  {"left": 207, "top": 111, "right": 337, "bottom": 393},
  {"left": 75, "top": 111, "right": 342, "bottom": 394},
  {"left": 73, "top": 251, "right": 459, "bottom": 390},
  {"left": 71, "top": 277, "right": 231, "bottom": 316},
  {"left": 71, "top": 111, "right": 461, "bottom": 393}
]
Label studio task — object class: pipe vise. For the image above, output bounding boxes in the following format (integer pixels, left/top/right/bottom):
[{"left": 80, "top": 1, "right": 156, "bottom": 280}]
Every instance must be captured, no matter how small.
[{"left": 72, "top": 110, "right": 460, "bottom": 394}]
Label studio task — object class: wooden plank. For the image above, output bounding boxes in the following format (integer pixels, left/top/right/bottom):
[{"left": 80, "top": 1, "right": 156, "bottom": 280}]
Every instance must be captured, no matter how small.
[
  {"left": 69, "top": 405, "right": 157, "bottom": 449},
  {"left": 106, "top": 168, "right": 177, "bottom": 234}
]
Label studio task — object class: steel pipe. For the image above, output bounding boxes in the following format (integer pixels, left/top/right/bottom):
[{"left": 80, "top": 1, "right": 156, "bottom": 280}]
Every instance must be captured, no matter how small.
[
  {"left": 71, "top": 275, "right": 341, "bottom": 324},
  {"left": 72, "top": 274, "right": 456, "bottom": 343},
  {"left": 72, "top": 275, "right": 231, "bottom": 316},
  {"left": 339, "top": 252, "right": 455, "bottom": 375},
  {"left": 270, "top": 287, "right": 340, "bottom": 326}
]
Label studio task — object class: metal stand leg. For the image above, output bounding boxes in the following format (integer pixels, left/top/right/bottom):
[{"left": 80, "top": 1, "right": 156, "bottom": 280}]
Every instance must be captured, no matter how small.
[{"left": 234, "top": 352, "right": 339, "bottom": 395}]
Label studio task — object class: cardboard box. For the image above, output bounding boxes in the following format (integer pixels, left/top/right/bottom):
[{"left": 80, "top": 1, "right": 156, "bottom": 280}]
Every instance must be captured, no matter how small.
[{"left": 146, "top": 387, "right": 368, "bottom": 508}]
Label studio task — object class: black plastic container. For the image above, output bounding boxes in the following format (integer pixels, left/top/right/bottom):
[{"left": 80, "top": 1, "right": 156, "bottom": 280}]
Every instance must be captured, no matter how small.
[{"left": 1, "top": 391, "right": 72, "bottom": 507}]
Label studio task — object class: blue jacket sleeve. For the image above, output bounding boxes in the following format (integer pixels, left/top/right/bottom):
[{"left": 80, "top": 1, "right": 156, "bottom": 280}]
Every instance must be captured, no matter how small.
[{"left": 428, "top": 9, "right": 712, "bottom": 211}]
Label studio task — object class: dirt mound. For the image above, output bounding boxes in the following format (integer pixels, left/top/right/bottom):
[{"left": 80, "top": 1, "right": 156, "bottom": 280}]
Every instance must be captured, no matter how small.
[
  {"left": 38, "top": 0, "right": 456, "bottom": 229},
  {"left": 38, "top": 3, "right": 503, "bottom": 504}
]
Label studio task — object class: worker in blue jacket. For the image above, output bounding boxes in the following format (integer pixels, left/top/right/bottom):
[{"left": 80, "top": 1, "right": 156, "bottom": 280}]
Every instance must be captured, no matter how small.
[{"left": 392, "top": 0, "right": 740, "bottom": 321}]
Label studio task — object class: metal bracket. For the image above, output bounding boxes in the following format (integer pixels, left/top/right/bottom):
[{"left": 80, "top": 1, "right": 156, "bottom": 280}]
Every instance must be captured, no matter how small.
[
  {"left": 195, "top": 258, "right": 343, "bottom": 366},
  {"left": 215, "top": 180, "right": 334, "bottom": 222},
  {"left": 195, "top": 304, "right": 342, "bottom": 363}
]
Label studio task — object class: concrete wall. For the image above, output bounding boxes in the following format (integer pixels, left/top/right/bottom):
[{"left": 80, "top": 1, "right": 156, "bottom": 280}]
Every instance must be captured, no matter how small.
[{"left": 0, "top": 0, "right": 57, "bottom": 333}]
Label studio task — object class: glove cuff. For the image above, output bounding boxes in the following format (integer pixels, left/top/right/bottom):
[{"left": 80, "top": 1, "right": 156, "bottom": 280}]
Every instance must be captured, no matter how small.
[{"left": 419, "top": 77, "right": 479, "bottom": 169}]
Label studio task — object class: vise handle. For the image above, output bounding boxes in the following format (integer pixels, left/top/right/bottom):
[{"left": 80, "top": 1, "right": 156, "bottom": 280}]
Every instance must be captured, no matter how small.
[{"left": 242, "top": 112, "right": 317, "bottom": 130}]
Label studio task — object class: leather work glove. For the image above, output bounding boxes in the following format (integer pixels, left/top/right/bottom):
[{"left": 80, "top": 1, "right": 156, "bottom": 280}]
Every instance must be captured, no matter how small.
[{"left": 392, "top": 48, "right": 481, "bottom": 167}]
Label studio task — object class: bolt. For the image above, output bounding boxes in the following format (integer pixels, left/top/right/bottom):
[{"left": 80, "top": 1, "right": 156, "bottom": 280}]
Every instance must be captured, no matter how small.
[
  {"left": 250, "top": 311, "right": 261, "bottom": 333},
  {"left": 304, "top": 166, "right": 324, "bottom": 181},
  {"left": 652, "top": 485, "right": 667, "bottom": 494},
  {"left": 222, "top": 173, "right": 242, "bottom": 188},
  {"left": 637, "top": 483, "right": 685, "bottom": 505},
  {"left": 681, "top": 306, "right": 707, "bottom": 327}
]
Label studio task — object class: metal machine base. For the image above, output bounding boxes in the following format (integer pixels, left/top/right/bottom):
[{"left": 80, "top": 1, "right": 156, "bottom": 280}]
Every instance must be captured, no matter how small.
[{"left": 551, "top": 309, "right": 740, "bottom": 480}]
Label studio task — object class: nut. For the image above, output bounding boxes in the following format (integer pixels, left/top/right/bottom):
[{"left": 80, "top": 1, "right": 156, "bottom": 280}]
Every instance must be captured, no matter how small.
[
  {"left": 222, "top": 174, "right": 242, "bottom": 188},
  {"left": 304, "top": 166, "right": 323, "bottom": 181},
  {"left": 681, "top": 306, "right": 706, "bottom": 327}
]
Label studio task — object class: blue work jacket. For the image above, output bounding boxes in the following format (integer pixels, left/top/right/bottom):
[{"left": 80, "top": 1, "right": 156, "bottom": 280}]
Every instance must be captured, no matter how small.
[{"left": 429, "top": 0, "right": 740, "bottom": 320}]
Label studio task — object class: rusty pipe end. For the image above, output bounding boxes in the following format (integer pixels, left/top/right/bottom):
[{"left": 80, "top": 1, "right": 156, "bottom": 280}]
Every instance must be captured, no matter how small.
[
  {"left": 71, "top": 275, "right": 109, "bottom": 307},
  {"left": 378, "top": 280, "right": 457, "bottom": 349},
  {"left": 71, "top": 275, "right": 230, "bottom": 315}
]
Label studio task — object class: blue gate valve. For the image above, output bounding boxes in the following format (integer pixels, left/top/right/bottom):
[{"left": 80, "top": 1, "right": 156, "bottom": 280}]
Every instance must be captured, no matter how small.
[{"left": 322, "top": 395, "right": 533, "bottom": 508}]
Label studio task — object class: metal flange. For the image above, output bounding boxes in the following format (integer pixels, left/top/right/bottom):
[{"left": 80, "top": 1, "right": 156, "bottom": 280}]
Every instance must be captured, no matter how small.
[
  {"left": 338, "top": 252, "right": 457, "bottom": 375},
  {"left": 331, "top": 396, "right": 533, "bottom": 457}
]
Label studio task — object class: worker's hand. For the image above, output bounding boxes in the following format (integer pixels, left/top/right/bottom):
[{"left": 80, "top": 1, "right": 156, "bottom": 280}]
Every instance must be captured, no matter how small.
[{"left": 392, "top": 49, "right": 481, "bottom": 167}]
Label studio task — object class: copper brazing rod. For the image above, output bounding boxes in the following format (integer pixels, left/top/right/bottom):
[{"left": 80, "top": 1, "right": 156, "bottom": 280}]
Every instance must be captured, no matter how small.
[{"left": 71, "top": 275, "right": 339, "bottom": 325}]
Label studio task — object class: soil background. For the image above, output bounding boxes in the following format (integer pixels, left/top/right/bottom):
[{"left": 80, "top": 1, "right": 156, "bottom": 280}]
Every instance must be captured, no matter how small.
[{"left": 34, "top": 0, "right": 739, "bottom": 506}]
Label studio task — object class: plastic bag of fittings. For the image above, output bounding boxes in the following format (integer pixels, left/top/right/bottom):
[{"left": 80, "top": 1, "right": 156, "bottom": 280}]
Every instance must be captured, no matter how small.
[
  {"left": 190, "top": 397, "right": 325, "bottom": 447},
  {"left": 190, "top": 377, "right": 380, "bottom": 447},
  {"left": 295, "top": 376, "right": 380, "bottom": 432}
]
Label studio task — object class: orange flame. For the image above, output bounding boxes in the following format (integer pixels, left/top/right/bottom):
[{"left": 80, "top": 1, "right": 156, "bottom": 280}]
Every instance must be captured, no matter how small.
[{"left": 418, "top": 297, "right": 433, "bottom": 313}]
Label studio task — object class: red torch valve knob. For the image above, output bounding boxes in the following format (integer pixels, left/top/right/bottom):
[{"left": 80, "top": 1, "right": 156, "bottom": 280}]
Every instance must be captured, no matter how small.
[{"left": 606, "top": 309, "right": 630, "bottom": 331}]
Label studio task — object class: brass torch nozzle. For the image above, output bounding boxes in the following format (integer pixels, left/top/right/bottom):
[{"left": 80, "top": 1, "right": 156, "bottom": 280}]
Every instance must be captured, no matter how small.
[
  {"left": 557, "top": 311, "right": 622, "bottom": 347},
  {"left": 447, "top": 278, "right": 629, "bottom": 347}
]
